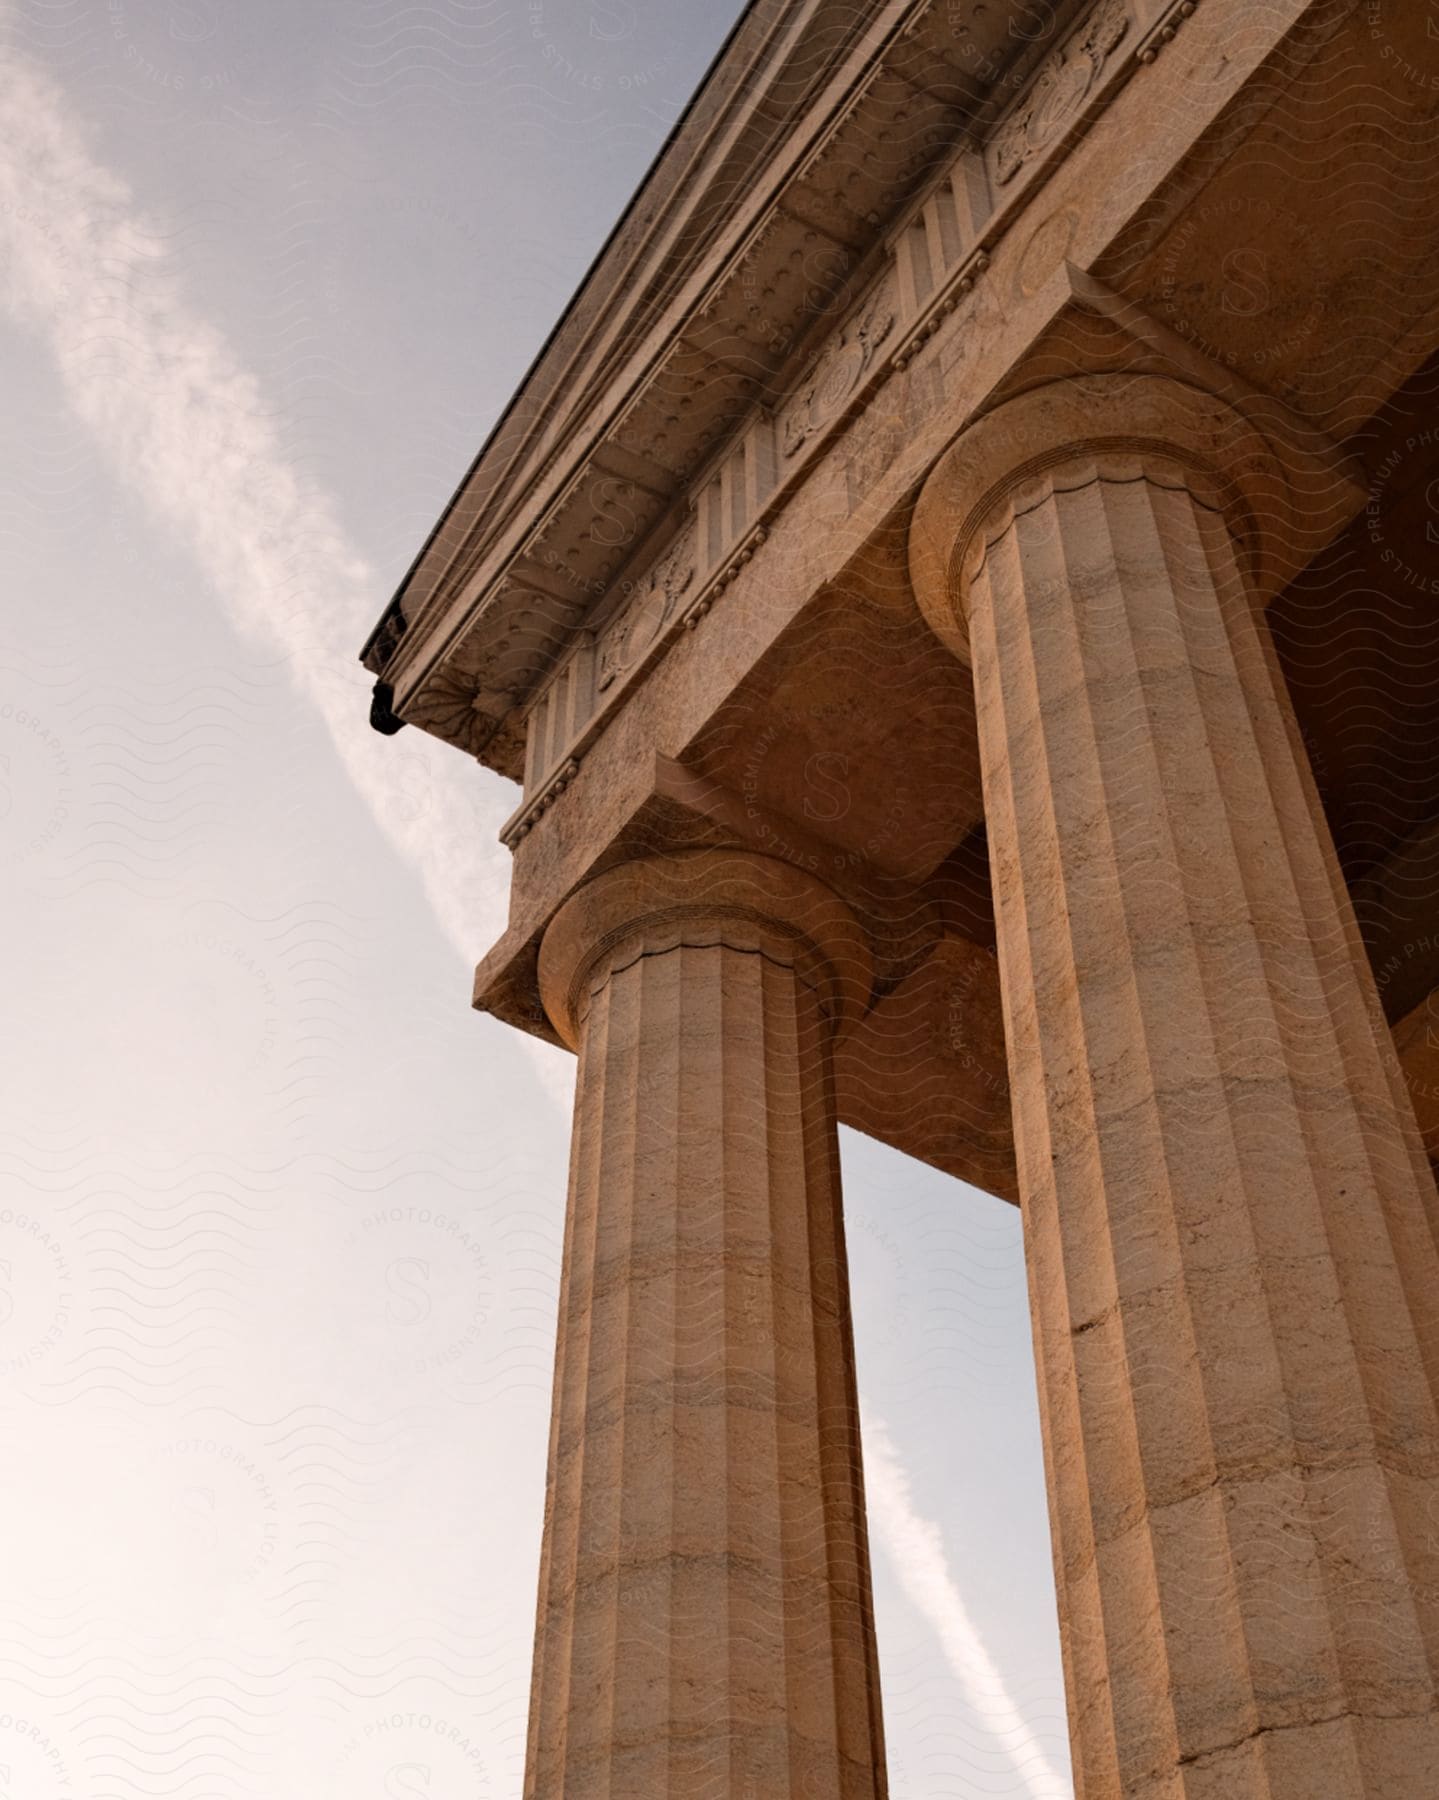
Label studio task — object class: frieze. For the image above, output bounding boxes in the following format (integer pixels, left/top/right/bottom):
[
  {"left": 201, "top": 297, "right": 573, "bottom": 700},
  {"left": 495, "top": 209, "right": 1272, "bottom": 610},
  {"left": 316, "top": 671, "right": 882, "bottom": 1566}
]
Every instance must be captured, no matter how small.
[
  {"left": 990, "top": 0, "right": 1130, "bottom": 188},
  {"left": 517, "top": 517, "right": 769, "bottom": 808},
  {"left": 891, "top": 250, "right": 989, "bottom": 372},
  {"left": 683, "top": 525, "right": 768, "bottom": 632},
  {"left": 845, "top": 361, "right": 944, "bottom": 515},
  {"left": 596, "top": 528, "right": 698, "bottom": 694},
  {"left": 780, "top": 282, "right": 898, "bottom": 459},
  {"left": 502, "top": 758, "right": 580, "bottom": 847},
  {"left": 393, "top": 0, "right": 1192, "bottom": 790}
]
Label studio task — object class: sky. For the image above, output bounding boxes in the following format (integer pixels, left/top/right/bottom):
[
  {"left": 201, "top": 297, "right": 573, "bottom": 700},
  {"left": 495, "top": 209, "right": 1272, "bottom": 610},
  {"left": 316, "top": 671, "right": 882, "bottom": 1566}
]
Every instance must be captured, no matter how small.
[{"left": 0, "top": 2, "right": 1071, "bottom": 1795}]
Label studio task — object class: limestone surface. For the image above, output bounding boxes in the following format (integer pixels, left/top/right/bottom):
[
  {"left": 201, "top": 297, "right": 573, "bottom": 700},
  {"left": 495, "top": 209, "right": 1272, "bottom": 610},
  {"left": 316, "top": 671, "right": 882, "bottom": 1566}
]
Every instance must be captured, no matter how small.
[
  {"left": 526, "top": 852, "right": 887, "bottom": 1797},
  {"left": 913, "top": 378, "right": 1439, "bottom": 1796}
]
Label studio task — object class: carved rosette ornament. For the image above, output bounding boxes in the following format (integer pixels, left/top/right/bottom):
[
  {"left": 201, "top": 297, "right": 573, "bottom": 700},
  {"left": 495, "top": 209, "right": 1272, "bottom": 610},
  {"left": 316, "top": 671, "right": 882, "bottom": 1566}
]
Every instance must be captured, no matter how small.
[
  {"left": 991, "top": 0, "right": 1130, "bottom": 186},
  {"left": 401, "top": 660, "right": 495, "bottom": 757},
  {"left": 781, "top": 283, "right": 897, "bottom": 458},
  {"left": 596, "top": 529, "right": 697, "bottom": 692}
]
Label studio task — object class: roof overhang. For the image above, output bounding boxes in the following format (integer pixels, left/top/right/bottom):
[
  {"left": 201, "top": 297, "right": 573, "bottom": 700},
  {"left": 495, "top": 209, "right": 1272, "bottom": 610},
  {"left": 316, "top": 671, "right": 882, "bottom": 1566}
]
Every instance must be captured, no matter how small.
[{"left": 359, "top": 0, "right": 1091, "bottom": 777}]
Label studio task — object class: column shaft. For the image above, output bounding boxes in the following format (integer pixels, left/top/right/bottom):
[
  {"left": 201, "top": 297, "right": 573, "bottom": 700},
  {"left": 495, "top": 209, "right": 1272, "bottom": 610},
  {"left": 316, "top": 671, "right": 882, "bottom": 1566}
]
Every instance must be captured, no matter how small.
[
  {"left": 525, "top": 860, "right": 886, "bottom": 1798},
  {"left": 965, "top": 457, "right": 1439, "bottom": 1797}
]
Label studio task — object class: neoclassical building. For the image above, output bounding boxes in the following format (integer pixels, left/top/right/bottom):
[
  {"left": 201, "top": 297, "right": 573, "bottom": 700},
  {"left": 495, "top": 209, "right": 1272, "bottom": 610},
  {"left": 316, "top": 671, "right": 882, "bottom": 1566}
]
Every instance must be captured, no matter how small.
[{"left": 361, "top": 1, "right": 1439, "bottom": 1792}]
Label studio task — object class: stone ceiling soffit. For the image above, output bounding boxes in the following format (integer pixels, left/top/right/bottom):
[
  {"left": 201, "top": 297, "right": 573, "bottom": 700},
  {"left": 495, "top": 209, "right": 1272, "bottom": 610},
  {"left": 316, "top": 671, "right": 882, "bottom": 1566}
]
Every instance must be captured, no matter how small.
[
  {"left": 590, "top": 442, "right": 675, "bottom": 500},
  {"left": 445, "top": 579, "right": 586, "bottom": 687},
  {"left": 774, "top": 194, "right": 870, "bottom": 254}
]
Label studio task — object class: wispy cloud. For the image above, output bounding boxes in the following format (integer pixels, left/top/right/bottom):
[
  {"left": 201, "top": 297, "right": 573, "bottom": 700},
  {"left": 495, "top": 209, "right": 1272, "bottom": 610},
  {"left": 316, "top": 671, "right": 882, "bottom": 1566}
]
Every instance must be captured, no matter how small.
[
  {"left": 864, "top": 1409, "right": 1071, "bottom": 1800},
  {"left": 0, "top": 38, "right": 572, "bottom": 1103}
]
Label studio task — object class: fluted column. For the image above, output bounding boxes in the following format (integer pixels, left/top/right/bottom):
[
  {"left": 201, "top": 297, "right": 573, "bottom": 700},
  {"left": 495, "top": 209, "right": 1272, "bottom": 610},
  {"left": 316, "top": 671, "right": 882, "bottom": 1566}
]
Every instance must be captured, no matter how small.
[
  {"left": 525, "top": 849, "right": 886, "bottom": 1799},
  {"left": 911, "top": 376, "right": 1439, "bottom": 1797}
]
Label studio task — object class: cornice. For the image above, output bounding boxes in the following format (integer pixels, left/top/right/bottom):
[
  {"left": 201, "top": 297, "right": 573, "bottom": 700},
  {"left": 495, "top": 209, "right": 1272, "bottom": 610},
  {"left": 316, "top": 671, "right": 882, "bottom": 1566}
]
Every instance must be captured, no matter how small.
[
  {"left": 360, "top": 0, "right": 915, "bottom": 669},
  {"left": 361, "top": 0, "right": 1182, "bottom": 779}
]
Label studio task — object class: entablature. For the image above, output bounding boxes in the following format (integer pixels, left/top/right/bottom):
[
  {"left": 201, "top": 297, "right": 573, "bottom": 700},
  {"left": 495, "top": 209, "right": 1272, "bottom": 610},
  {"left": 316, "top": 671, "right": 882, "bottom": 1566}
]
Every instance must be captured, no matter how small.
[{"left": 361, "top": 0, "right": 1212, "bottom": 777}]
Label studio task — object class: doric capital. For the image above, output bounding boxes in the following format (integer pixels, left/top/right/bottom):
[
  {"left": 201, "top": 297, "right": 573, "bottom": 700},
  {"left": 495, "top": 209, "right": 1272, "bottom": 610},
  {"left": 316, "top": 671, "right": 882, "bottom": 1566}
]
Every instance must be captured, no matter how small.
[
  {"left": 537, "top": 850, "right": 872, "bottom": 1049},
  {"left": 907, "top": 373, "right": 1296, "bottom": 666}
]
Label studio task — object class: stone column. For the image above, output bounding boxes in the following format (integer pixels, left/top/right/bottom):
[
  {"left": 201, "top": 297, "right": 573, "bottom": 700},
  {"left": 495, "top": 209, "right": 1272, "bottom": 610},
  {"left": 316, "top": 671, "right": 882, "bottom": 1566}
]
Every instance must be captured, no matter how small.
[
  {"left": 525, "top": 849, "right": 887, "bottom": 1799},
  {"left": 910, "top": 375, "right": 1439, "bottom": 1797}
]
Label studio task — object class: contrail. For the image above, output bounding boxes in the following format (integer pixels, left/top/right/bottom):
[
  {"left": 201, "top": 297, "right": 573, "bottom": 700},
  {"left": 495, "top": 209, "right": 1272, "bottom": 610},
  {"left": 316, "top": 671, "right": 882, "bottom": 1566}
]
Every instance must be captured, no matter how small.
[
  {"left": 863, "top": 1409, "right": 1072, "bottom": 1799},
  {"left": 0, "top": 39, "right": 573, "bottom": 1104}
]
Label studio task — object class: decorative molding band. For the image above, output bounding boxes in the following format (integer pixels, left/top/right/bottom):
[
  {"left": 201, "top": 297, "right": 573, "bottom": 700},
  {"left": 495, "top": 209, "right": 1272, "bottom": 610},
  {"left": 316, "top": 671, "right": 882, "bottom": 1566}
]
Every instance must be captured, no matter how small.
[
  {"left": 684, "top": 525, "right": 769, "bottom": 631},
  {"left": 1136, "top": 0, "right": 1198, "bottom": 65},
  {"left": 891, "top": 250, "right": 990, "bottom": 372},
  {"left": 501, "top": 758, "right": 581, "bottom": 848}
]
